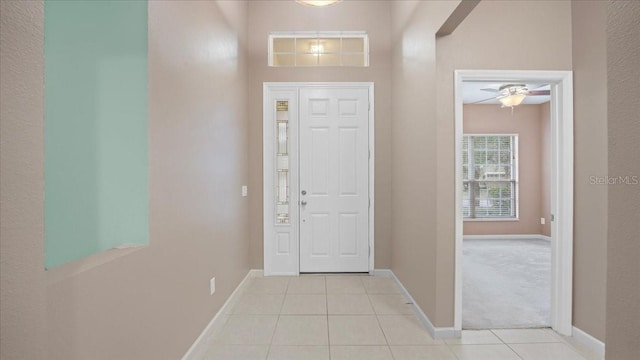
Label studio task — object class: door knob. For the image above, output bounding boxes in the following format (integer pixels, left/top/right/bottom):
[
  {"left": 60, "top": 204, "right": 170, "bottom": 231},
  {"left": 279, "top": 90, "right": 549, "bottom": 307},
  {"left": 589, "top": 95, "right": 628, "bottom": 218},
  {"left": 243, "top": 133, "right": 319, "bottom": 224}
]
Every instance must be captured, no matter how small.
[
  {"left": 301, "top": 200, "right": 308, "bottom": 206},
  {"left": 301, "top": 190, "right": 307, "bottom": 195}
]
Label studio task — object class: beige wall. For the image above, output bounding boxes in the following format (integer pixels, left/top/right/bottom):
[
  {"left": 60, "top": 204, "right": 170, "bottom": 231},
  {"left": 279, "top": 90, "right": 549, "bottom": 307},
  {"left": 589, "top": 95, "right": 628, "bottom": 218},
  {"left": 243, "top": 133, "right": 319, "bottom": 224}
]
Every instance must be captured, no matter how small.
[
  {"left": 434, "top": 0, "right": 572, "bottom": 326},
  {"left": 2, "top": 0, "right": 633, "bottom": 356},
  {"left": 435, "top": 0, "right": 573, "bottom": 327},
  {"left": 0, "top": 1, "right": 48, "bottom": 358},
  {"left": 571, "top": 0, "right": 608, "bottom": 342},
  {"left": 391, "top": 0, "right": 574, "bottom": 327},
  {"left": 2, "top": 1, "right": 251, "bottom": 359},
  {"left": 540, "top": 101, "right": 551, "bottom": 237},
  {"left": 247, "top": 0, "right": 393, "bottom": 269},
  {"left": 426, "top": 0, "right": 609, "bottom": 339},
  {"left": 463, "top": 104, "right": 548, "bottom": 236},
  {"left": 606, "top": 1, "right": 640, "bottom": 358},
  {"left": 390, "top": 0, "right": 460, "bottom": 326}
]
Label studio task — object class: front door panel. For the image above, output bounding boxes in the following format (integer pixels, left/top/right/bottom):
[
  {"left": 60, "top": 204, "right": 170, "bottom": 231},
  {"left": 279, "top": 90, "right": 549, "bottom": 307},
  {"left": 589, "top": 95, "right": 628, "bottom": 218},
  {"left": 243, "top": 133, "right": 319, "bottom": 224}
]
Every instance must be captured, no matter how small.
[{"left": 299, "top": 87, "right": 369, "bottom": 272}]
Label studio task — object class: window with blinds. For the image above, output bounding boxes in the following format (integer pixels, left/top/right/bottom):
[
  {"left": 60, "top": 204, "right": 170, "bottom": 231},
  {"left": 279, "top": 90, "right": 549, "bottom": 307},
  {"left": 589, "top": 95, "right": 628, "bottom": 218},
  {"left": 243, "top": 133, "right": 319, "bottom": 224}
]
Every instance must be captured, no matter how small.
[
  {"left": 269, "top": 32, "right": 369, "bottom": 67},
  {"left": 463, "top": 135, "right": 518, "bottom": 219}
]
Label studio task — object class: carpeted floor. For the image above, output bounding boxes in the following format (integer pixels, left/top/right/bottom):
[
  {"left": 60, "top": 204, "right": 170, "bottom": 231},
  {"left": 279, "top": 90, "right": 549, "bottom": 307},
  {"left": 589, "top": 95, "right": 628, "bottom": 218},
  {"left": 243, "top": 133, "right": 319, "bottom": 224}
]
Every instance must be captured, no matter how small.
[{"left": 463, "top": 238, "right": 551, "bottom": 329}]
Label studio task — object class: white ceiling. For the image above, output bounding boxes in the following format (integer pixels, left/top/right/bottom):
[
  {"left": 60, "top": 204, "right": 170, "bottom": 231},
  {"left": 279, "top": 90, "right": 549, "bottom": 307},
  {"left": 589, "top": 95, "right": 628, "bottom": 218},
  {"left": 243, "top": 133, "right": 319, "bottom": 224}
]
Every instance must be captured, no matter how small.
[{"left": 462, "top": 82, "right": 551, "bottom": 105}]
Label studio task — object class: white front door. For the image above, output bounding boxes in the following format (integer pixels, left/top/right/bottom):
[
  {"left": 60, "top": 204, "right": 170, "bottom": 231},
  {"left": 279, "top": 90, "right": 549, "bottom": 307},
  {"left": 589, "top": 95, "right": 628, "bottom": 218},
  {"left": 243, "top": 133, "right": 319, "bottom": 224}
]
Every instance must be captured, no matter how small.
[{"left": 299, "top": 87, "right": 370, "bottom": 273}]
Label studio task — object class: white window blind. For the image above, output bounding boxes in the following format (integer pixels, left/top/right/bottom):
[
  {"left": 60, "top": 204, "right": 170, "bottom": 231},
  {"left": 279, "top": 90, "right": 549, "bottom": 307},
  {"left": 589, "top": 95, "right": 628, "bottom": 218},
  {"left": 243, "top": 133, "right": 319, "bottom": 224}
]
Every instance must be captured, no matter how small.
[{"left": 463, "top": 135, "right": 518, "bottom": 219}]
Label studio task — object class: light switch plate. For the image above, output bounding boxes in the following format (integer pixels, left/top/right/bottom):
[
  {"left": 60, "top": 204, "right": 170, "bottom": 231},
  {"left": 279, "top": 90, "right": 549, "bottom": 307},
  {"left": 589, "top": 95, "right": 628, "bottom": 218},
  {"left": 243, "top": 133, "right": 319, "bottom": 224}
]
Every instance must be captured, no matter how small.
[
  {"left": 242, "top": 185, "right": 248, "bottom": 197},
  {"left": 541, "top": 217, "right": 546, "bottom": 225},
  {"left": 210, "top": 277, "right": 215, "bottom": 295}
]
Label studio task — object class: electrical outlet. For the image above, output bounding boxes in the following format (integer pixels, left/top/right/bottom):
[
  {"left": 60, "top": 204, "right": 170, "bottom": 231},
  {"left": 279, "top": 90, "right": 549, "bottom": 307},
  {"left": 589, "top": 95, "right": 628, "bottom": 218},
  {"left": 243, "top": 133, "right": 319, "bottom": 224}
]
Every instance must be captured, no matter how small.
[
  {"left": 242, "top": 185, "right": 248, "bottom": 197},
  {"left": 210, "top": 277, "right": 216, "bottom": 295},
  {"left": 541, "top": 217, "right": 546, "bottom": 225}
]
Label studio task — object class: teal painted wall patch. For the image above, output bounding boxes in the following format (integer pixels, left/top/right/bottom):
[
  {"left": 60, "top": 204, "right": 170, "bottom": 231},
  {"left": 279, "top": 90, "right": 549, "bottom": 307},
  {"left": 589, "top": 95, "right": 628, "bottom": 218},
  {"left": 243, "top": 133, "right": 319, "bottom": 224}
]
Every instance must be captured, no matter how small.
[{"left": 45, "top": 0, "right": 149, "bottom": 269}]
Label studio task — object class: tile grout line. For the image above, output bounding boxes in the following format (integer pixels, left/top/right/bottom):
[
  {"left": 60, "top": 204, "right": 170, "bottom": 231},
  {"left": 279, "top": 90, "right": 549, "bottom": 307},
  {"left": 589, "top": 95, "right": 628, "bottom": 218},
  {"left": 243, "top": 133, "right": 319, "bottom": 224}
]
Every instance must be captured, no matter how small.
[
  {"left": 325, "top": 276, "right": 332, "bottom": 360},
  {"left": 444, "top": 339, "right": 462, "bottom": 360},
  {"left": 490, "top": 329, "right": 507, "bottom": 345},
  {"left": 215, "top": 276, "right": 581, "bottom": 360},
  {"left": 265, "top": 277, "right": 289, "bottom": 360},
  {"left": 442, "top": 332, "right": 461, "bottom": 360},
  {"left": 503, "top": 342, "right": 526, "bottom": 360},
  {"left": 490, "top": 329, "right": 528, "bottom": 360},
  {"left": 365, "top": 275, "right": 398, "bottom": 359},
  {"left": 446, "top": 329, "right": 586, "bottom": 360},
  {"left": 253, "top": 277, "right": 571, "bottom": 360}
]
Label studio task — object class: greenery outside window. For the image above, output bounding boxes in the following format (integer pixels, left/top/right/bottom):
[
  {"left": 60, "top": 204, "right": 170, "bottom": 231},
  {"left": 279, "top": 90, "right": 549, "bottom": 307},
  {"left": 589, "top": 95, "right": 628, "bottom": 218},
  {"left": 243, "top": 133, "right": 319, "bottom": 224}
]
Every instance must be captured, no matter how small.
[{"left": 463, "top": 135, "right": 518, "bottom": 219}]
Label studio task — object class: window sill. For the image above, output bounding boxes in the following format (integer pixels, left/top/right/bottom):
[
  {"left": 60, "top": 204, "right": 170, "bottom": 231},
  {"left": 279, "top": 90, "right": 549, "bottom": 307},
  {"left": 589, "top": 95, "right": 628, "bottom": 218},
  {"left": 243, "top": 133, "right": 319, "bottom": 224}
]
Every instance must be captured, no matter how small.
[{"left": 46, "top": 244, "right": 147, "bottom": 286}]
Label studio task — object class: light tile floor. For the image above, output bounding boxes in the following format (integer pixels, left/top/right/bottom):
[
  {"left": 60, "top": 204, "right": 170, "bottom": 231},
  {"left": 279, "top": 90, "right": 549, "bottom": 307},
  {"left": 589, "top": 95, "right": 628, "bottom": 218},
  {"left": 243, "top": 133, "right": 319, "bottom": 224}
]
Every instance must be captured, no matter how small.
[{"left": 203, "top": 274, "right": 593, "bottom": 360}]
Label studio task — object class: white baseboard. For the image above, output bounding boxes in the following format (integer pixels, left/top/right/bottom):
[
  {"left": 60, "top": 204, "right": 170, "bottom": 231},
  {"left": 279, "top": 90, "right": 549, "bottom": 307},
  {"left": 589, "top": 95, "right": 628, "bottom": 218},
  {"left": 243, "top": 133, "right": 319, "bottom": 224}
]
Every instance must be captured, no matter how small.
[
  {"left": 464, "top": 234, "right": 551, "bottom": 241},
  {"left": 376, "top": 269, "right": 460, "bottom": 339},
  {"left": 182, "top": 269, "right": 261, "bottom": 360},
  {"left": 572, "top": 326, "right": 605, "bottom": 359}
]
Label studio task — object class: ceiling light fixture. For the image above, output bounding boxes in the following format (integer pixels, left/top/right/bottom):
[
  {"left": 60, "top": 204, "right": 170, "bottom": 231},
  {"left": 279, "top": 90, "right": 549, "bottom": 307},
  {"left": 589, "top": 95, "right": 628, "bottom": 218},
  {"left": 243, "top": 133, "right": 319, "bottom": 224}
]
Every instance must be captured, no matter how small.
[
  {"left": 296, "top": 0, "right": 342, "bottom": 7},
  {"left": 497, "top": 84, "right": 528, "bottom": 109},
  {"left": 498, "top": 93, "right": 526, "bottom": 108}
]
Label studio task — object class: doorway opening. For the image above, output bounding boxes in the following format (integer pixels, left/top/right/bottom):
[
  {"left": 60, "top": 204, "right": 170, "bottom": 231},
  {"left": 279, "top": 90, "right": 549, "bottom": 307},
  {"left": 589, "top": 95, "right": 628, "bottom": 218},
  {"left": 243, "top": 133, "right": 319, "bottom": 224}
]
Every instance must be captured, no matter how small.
[
  {"left": 263, "top": 83, "right": 375, "bottom": 276},
  {"left": 460, "top": 83, "right": 551, "bottom": 329},
  {"left": 454, "top": 70, "right": 574, "bottom": 336}
]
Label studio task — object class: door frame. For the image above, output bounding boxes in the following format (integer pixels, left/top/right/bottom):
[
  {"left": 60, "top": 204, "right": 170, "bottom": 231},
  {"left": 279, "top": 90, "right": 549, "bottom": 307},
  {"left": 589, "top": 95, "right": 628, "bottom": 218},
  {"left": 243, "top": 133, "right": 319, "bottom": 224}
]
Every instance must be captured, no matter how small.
[
  {"left": 263, "top": 82, "right": 375, "bottom": 276},
  {"left": 453, "top": 70, "right": 574, "bottom": 335}
]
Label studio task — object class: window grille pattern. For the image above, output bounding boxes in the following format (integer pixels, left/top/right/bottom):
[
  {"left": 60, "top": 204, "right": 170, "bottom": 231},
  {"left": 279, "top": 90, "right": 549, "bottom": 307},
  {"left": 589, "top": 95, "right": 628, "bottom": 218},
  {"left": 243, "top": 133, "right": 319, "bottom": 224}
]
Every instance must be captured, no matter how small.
[
  {"left": 276, "top": 101, "right": 290, "bottom": 224},
  {"left": 269, "top": 32, "right": 369, "bottom": 67},
  {"left": 463, "top": 135, "right": 518, "bottom": 219}
]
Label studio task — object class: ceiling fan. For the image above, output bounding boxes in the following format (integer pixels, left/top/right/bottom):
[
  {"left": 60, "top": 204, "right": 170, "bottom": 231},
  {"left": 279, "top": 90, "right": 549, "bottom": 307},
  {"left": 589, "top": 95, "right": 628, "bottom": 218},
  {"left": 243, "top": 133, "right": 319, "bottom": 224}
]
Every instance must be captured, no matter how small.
[{"left": 473, "top": 84, "right": 550, "bottom": 108}]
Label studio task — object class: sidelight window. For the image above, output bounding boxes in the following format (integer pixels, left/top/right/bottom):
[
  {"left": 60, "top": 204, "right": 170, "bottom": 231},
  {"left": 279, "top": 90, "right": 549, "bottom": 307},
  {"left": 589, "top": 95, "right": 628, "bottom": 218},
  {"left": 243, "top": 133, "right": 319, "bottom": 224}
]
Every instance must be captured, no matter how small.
[{"left": 276, "top": 101, "right": 290, "bottom": 224}]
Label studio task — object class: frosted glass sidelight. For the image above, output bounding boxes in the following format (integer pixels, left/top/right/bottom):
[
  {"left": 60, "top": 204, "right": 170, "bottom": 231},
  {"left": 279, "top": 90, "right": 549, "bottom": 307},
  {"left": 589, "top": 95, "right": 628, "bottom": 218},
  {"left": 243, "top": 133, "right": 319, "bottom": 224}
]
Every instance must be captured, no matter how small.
[
  {"left": 278, "top": 171, "right": 288, "bottom": 203},
  {"left": 276, "top": 107, "right": 288, "bottom": 120},
  {"left": 278, "top": 122, "right": 288, "bottom": 154},
  {"left": 276, "top": 100, "right": 290, "bottom": 224},
  {"left": 277, "top": 155, "right": 289, "bottom": 170}
]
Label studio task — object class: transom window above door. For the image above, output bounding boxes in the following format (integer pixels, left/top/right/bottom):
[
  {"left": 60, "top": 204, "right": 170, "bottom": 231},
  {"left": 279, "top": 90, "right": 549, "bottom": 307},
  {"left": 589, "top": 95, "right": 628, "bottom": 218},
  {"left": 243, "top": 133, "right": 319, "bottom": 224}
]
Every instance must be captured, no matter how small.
[
  {"left": 268, "top": 31, "right": 369, "bottom": 67},
  {"left": 463, "top": 134, "right": 519, "bottom": 219}
]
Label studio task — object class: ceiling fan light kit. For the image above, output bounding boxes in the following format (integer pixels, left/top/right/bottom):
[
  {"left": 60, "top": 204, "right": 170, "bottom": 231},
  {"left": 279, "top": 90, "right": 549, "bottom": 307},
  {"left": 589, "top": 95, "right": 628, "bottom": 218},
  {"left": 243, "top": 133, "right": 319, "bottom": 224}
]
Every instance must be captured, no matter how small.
[
  {"left": 498, "top": 93, "right": 526, "bottom": 108},
  {"left": 501, "top": 84, "right": 527, "bottom": 106},
  {"left": 493, "top": 84, "right": 529, "bottom": 109},
  {"left": 471, "top": 83, "right": 551, "bottom": 108}
]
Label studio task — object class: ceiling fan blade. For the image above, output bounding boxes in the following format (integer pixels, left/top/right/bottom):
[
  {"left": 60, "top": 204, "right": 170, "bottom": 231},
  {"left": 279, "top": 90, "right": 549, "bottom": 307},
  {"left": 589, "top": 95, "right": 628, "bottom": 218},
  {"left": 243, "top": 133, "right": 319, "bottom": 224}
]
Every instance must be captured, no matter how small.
[
  {"left": 527, "top": 90, "right": 550, "bottom": 96},
  {"left": 480, "top": 88, "right": 500, "bottom": 93},
  {"left": 470, "top": 96, "right": 497, "bottom": 104}
]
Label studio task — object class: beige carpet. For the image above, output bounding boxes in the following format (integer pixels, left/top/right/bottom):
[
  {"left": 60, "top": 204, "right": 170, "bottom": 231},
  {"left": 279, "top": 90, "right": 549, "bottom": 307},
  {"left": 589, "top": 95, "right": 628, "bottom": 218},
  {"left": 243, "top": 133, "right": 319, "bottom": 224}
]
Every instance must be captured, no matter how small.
[{"left": 462, "top": 238, "right": 551, "bottom": 329}]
